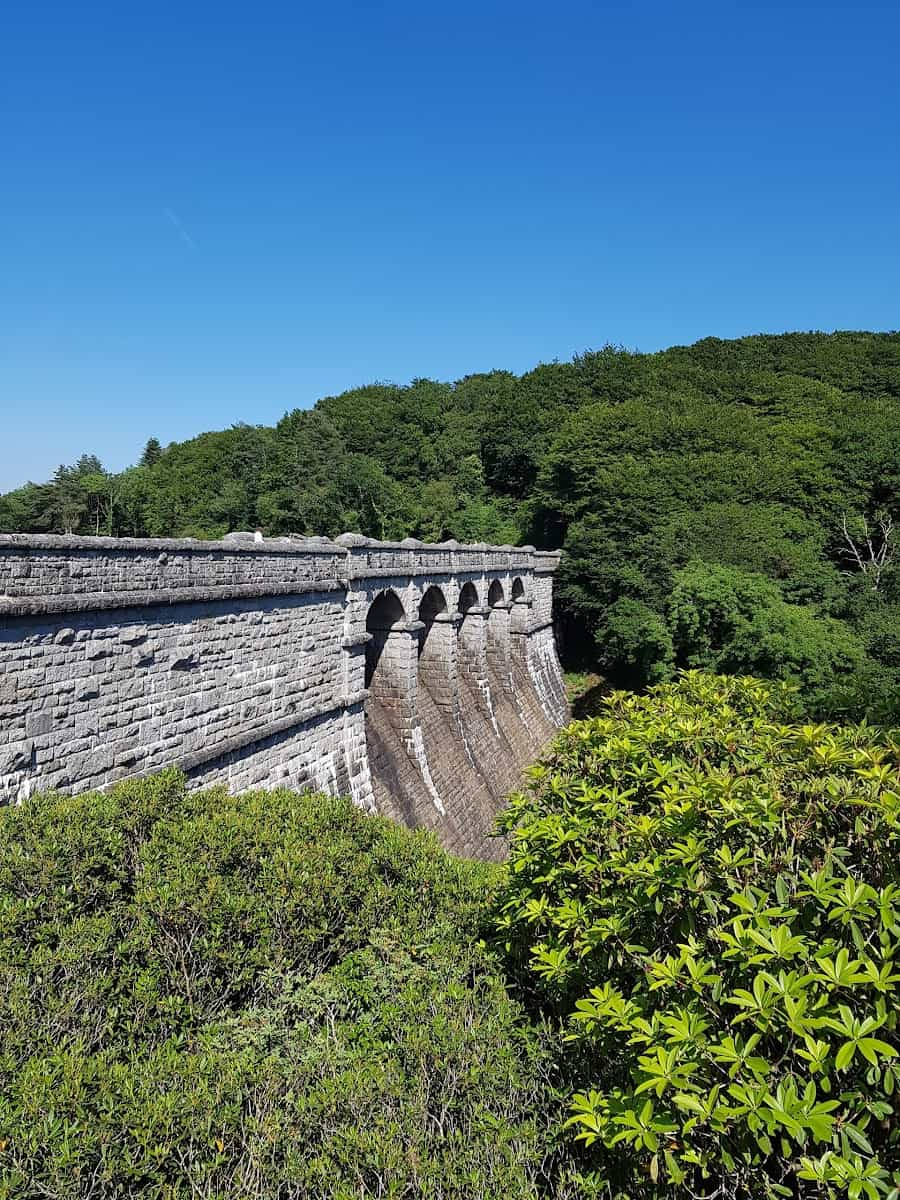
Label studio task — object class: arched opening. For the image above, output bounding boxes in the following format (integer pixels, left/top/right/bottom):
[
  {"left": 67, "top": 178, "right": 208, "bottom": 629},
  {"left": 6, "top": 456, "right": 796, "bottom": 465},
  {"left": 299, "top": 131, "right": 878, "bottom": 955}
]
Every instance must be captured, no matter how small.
[
  {"left": 418, "top": 586, "right": 447, "bottom": 660},
  {"left": 458, "top": 581, "right": 478, "bottom": 614},
  {"left": 457, "top": 580, "right": 485, "bottom": 685},
  {"left": 510, "top": 575, "right": 530, "bottom": 641},
  {"left": 486, "top": 578, "right": 511, "bottom": 673},
  {"left": 365, "top": 589, "right": 407, "bottom": 689}
]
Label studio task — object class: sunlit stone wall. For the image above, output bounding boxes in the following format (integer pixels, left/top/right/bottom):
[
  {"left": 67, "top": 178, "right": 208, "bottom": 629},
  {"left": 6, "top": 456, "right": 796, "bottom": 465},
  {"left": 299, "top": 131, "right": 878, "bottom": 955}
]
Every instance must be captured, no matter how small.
[{"left": 0, "top": 532, "right": 566, "bottom": 857}]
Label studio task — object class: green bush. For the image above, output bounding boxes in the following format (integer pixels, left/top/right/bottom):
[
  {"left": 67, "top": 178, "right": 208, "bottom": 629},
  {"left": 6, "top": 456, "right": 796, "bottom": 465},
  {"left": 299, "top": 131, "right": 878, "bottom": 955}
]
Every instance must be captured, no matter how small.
[
  {"left": 667, "top": 562, "right": 866, "bottom": 714},
  {"left": 595, "top": 597, "right": 674, "bottom": 688},
  {"left": 0, "top": 772, "right": 563, "bottom": 1199},
  {"left": 494, "top": 672, "right": 900, "bottom": 1198}
]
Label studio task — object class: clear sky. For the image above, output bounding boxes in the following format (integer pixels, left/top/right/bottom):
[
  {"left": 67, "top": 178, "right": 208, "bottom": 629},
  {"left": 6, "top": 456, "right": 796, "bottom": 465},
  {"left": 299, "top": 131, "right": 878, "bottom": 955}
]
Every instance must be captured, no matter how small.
[{"left": 2, "top": 0, "right": 898, "bottom": 491}]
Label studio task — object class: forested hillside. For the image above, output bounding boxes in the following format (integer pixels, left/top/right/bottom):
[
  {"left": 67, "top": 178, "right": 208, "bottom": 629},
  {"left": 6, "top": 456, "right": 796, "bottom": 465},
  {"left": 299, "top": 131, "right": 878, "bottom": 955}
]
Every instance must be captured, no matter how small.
[{"left": 4, "top": 331, "right": 899, "bottom": 719}]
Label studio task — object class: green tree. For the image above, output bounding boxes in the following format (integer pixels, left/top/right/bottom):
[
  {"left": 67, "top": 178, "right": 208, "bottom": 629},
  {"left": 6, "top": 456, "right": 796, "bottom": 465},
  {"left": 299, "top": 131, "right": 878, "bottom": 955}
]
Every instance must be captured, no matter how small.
[
  {"left": 667, "top": 561, "right": 864, "bottom": 713},
  {"left": 139, "top": 437, "right": 163, "bottom": 467},
  {"left": 45, "top": 463, "right": 88, "bottom": 533},
  {"left": 0, "top": 481, "right": 54, "bottom": 533}
]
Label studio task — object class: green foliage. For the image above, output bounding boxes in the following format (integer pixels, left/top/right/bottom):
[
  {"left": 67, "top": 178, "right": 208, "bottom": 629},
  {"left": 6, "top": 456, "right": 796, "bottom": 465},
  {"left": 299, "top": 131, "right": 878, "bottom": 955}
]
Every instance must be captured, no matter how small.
[
  {"left": 657, "top": 502, "right": 843, "bottom": 608},
  {"left": 532, "top": 335, "right": 900, "bottom": 716},
  {"left": 667, "top": 562, "right": 866, "bottom": 713},
  {"left": 0, "top": 772, "right": 562, "bottom": 1198},
  {"left": 596, "top": 597, "right": 674, "bottom": 686},
  {"left": 2, "top": 330, "right": 899, "bottom": 718},
  {"left": 494, "top": 672, "right": 900, "bottom": 1198},
  {"left": 139, "top": 437, "right": 163, "bottom": 468}
]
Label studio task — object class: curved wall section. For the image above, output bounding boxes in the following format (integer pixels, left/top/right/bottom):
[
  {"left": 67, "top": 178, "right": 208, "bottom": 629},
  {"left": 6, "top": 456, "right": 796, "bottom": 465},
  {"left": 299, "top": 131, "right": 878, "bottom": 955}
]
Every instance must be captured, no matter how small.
[{"left": 0, "top": 533, "right": 567, "bottom": 858}]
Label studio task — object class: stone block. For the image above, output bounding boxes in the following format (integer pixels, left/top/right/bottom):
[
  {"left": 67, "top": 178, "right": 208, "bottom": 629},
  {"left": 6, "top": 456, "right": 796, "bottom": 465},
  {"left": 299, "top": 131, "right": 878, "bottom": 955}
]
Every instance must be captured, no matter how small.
[{"left": 0, "top": 739, "right": 33, "bottom": 774}]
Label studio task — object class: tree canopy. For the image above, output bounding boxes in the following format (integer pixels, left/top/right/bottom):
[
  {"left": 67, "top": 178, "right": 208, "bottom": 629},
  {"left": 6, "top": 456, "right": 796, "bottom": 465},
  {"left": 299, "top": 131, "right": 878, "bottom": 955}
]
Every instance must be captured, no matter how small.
[{"left": 2, "top": 330, "right": 898, "bottom": 719}]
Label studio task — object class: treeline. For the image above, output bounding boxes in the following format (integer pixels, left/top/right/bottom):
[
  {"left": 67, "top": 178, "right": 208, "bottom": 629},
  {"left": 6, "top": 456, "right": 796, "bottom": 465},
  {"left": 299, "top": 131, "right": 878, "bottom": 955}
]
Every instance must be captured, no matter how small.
[{"left": 3, "top": 331, "right": 900, "bottom": 719}]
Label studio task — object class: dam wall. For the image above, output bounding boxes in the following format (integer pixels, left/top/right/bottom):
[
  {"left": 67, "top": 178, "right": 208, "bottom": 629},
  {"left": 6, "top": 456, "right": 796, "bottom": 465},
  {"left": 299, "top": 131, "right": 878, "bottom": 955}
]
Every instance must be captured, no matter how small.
[{"left": 0, "top": 533, "right": 567, "bottom": 858}]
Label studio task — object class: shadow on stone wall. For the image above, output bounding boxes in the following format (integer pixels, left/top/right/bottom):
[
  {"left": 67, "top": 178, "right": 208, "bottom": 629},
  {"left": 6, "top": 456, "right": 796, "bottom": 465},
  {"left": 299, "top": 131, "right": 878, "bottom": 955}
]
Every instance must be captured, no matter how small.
[{"left": 363, "top": 581, "right": 563, "bottom": 861}]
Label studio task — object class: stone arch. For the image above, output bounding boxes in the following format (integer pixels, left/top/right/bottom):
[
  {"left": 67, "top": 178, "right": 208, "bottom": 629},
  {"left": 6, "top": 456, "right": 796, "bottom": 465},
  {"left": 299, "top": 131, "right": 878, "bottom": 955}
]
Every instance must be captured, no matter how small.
[
  {"left": 366, "top": 587, "right": 407, "bottom": 630},
  {"left": 419, "top": 584, "right": 447, "bottom": 621},
  {"left": 418, "top": 585, "right": 447, "bottom": 659},
  {"left": 458, "top": 580, "right": 478, "bottom": 614},
  {"left": 510, "top": 574, "right": 531, "bottom": 638},
  {"left": 365, "top": 589, "right": 407, "bottom": 689},
  {"left": 486, "top": 577, "right": 511, "bottom": 673}
]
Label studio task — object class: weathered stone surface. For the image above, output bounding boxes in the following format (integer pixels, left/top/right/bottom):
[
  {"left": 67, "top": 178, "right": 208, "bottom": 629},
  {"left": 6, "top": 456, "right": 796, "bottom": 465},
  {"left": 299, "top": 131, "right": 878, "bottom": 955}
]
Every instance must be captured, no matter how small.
[
  {"left": 0, "top": 534, "right": 567, "bottom": 858},
  {"left": 0, "top": 740, "right": 33, "bottom": 774}
]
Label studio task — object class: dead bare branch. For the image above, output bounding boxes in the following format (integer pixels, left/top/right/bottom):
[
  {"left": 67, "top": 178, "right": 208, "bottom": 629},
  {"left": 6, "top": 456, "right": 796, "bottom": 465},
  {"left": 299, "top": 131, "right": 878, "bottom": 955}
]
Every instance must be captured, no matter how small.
[{"left": 840, "top": 512, "right": 895, "bottom": 591}]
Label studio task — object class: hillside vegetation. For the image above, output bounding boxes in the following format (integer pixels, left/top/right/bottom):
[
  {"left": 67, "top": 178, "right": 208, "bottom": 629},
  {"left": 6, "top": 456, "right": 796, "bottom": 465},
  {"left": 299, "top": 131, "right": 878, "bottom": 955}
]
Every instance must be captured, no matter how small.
[
  {"left": 3, "top": 331, "right": 900, "bottom": 718},
  {"left": 2, "top": 674, "right": 897, "bottom": 1198}
]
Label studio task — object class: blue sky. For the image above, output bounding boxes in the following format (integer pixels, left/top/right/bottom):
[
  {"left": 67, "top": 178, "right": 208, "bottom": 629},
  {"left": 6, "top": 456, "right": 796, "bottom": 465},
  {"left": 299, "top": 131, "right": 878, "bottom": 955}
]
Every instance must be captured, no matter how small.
[{"left": 2, "top": 0, "right": 898, "bottom": 491}]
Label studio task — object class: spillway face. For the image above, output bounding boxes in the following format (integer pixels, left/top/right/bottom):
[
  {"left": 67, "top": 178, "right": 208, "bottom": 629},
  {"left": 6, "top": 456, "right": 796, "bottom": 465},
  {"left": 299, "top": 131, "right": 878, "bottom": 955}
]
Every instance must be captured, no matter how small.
[
  {"left": 347, "top": 545, "right": 566, "bottom": 861},
  {"left": 0, "top": 534, "right": 566, "bottom": 861}
]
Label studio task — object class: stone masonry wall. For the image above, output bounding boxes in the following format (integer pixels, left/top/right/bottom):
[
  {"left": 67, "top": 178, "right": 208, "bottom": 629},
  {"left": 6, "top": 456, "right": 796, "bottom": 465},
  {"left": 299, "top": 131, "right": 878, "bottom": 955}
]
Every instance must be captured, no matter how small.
[{"left": 0, "top": 532, "right": 567, "bottom": 858}]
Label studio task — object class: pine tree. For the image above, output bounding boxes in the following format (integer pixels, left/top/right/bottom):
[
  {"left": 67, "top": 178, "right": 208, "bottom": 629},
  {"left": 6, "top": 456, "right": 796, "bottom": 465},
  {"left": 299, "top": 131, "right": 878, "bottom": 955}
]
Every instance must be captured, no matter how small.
[{"left": 140, "top": 437, "right": 163, "bottom": 468}]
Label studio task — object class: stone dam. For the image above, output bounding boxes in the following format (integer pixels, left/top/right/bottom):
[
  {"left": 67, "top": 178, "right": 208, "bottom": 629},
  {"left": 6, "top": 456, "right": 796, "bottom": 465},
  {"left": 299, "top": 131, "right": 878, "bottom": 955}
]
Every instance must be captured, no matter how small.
[{"left": 0, "top": 533, "right": 567, "bottom": 858}]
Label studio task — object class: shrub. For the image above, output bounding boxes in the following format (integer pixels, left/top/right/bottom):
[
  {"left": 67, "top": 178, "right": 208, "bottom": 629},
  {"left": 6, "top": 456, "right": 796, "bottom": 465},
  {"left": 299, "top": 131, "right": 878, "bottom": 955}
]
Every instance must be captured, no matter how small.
[
  {"left": 0, "top": 772, "right": 560, "bottom": 1198},
  {"left": 494, "top": 672, "right": 900, "bottom": 1198},
  {"left": 667, "top": 562, "right": 865, "bottom": 714},
  {"left": 595, "top": 597, "right": 675, "bottom": 688}
]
